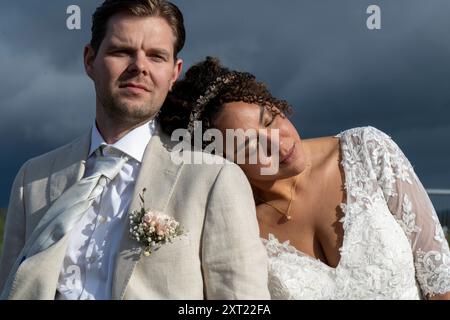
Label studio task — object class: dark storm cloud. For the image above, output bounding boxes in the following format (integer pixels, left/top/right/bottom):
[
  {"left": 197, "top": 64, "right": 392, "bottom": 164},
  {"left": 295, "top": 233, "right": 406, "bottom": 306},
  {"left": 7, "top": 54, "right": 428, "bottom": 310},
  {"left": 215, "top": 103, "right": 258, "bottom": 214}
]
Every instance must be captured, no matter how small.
[
  {"left": 176, "top": 0, "right": 450, "bottom": 195},
  {"left": 0, "top": 1, "right": 97, "bottom": 71},
  {"left": 0, "top": 0, "right": 449, "bottom": 208}
]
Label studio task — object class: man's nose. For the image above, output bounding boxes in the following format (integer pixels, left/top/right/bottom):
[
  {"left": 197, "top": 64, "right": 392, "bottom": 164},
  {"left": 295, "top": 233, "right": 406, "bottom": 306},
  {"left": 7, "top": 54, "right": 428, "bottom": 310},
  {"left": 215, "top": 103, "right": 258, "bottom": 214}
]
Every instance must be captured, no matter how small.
[{"left": 128, "top": 52, "right": 149, "bottom": 76}]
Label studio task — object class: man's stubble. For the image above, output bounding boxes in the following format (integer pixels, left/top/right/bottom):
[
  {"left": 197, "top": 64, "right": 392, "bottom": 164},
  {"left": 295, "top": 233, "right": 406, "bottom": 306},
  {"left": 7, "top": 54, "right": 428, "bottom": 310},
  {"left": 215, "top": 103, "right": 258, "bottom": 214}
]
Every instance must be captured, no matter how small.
[{"left": 97, "top": 88, "right": 163, "bottom": 126}]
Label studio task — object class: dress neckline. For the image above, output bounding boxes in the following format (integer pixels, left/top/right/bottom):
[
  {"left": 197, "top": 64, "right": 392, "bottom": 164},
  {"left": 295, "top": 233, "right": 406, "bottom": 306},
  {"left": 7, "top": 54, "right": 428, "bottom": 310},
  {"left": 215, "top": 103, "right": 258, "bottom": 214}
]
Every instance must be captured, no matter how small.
[{"left": 262, "top": 232, "right": 343, "bottom": 271}]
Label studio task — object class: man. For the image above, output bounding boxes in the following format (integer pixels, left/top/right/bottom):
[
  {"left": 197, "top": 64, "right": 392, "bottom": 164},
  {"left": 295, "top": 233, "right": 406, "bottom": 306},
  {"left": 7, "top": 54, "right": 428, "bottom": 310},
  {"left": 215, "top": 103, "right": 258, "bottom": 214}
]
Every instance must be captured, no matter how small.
[{"left": 0, "top": 0, "right": 269, "bottom": 300}]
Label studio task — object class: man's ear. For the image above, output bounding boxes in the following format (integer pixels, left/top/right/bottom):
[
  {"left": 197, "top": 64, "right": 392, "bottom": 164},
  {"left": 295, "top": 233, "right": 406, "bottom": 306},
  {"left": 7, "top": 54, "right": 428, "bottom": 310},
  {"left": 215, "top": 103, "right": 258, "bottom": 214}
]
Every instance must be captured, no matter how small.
[
  {"left": 169, "top": 58, "right": 183, "bottom": 91},
  {"left": 84, "top": 44, "right": 96, "bottom": 80}
]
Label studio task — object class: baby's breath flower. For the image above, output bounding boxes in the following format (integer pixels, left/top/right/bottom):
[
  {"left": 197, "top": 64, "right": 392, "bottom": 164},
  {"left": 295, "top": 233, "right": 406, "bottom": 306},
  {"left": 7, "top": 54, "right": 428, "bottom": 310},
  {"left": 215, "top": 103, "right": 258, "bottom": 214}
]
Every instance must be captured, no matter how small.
[{"left": 128, "top": 190, "right": 185, "bottom": 256}]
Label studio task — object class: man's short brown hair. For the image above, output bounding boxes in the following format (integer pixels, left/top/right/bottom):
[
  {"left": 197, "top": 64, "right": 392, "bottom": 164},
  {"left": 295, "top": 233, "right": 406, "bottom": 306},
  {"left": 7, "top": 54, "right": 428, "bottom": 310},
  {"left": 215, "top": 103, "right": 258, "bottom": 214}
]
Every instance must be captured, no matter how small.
[{"left": 90, "top": 0, "right": 185, "bottom": 58}]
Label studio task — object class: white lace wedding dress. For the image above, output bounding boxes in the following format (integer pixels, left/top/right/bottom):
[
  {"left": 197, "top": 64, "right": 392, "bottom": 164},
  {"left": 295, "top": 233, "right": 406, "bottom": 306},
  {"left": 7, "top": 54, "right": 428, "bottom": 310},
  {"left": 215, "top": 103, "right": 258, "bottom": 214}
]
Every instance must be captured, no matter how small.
[{"left": 262, "top": 127, "right": 450, "bottom": 299}]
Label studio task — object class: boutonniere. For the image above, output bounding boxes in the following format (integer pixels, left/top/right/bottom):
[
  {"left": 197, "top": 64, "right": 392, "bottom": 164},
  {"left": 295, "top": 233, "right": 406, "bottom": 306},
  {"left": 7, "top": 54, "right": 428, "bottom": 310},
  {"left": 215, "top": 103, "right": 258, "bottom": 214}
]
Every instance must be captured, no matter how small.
[{"left": 129, "top": 188, "right": 185, "bottom": 256}]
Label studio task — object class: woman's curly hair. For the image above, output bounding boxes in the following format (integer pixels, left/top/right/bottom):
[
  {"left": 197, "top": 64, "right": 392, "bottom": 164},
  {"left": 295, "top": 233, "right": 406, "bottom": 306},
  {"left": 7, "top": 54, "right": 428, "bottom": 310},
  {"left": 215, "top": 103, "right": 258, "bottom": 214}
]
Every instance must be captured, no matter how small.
[{"left": 159, "top": 56, "right": 293, "bottom": 147}]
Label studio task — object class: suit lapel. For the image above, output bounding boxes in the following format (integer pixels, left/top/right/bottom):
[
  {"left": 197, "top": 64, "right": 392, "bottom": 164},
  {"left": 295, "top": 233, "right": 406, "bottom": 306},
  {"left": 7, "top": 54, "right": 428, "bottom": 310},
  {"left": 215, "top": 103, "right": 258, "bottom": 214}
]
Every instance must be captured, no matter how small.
[
  {"left": 112, "top": 128, "right": 184, "bottom": 300},
  {"left": 5, "top": 131, "right": 91, "bottom": 299},
  {"left": 49, "top": 131, "right": 91, "bottom": 203}
]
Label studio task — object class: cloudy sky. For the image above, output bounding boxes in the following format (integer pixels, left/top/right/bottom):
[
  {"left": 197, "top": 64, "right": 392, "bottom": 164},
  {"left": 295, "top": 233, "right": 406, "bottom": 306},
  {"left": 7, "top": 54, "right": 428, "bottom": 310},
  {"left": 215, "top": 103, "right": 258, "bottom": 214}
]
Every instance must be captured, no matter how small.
[{"left": 0, "top": 0, "right": 449, "bottom": 210}]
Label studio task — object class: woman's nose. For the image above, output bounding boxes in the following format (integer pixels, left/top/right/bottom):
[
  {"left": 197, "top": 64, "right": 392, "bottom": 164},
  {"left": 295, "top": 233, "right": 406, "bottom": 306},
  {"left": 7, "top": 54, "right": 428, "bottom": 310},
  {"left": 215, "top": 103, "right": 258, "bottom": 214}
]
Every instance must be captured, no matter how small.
[{"left": 264, "top": 129, "right": 281, "bottom": 157}]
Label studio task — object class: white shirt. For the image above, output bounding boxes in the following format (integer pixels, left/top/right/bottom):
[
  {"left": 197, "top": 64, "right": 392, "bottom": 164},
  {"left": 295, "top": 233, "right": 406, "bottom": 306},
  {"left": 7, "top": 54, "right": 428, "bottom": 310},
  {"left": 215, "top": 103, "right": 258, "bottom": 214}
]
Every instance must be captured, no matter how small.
[{"left": 56, "top": 119, "right": 156, "bottom": 300}]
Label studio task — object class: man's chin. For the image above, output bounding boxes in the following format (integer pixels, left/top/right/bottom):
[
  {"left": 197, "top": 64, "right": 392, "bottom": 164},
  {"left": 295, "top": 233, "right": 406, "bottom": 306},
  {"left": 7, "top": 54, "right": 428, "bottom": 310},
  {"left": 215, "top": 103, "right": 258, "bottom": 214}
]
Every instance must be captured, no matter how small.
[
  {"left": 119, "top": 110, "right": 157, "bottom": 123},
  {"left": 106, "top": 104, "right": 156, "bottom": 123}
]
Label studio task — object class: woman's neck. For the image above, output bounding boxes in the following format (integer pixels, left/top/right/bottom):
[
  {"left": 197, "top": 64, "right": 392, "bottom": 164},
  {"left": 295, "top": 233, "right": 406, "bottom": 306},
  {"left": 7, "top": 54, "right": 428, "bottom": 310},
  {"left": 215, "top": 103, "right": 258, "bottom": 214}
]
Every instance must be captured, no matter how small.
[
  {"left": 251, "top": 176, "right": 294, "bottom": 203},
  {"left": 251, "top": 144, "right": 313, "bottom": 204}
]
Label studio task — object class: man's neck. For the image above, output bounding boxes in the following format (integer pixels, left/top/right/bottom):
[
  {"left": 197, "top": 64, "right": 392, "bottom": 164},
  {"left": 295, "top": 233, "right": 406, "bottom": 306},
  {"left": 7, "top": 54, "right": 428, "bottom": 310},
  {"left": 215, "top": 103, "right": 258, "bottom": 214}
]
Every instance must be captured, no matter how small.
[{"left": 95, "top": 113, "right": 153, "bottom": 145}]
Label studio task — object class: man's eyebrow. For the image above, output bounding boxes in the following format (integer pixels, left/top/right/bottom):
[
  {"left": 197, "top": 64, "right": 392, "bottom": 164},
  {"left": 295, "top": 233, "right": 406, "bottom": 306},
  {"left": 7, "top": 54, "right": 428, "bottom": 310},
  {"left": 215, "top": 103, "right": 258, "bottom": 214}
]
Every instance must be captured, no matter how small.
[
  {"left": 147, "top": 48, "right": 171, "bottom": 58},
  {"left": 106, "top": 43, "right": 171, "bottom": 57},
  {"left": 106, "top": 42, "right": 132, "bottom": 50}
]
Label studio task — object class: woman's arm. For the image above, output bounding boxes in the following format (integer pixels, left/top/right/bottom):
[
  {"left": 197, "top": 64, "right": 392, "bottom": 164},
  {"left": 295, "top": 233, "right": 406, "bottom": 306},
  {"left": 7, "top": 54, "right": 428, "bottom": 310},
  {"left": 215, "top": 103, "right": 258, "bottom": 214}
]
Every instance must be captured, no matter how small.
[{"left": 366, "top": 128, "right": 450, "bottom": 299}]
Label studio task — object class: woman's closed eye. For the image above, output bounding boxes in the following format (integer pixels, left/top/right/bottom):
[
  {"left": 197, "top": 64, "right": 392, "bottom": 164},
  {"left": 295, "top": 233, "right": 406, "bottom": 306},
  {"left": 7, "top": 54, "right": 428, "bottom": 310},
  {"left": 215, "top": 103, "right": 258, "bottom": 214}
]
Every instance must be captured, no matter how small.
[{"left": 265, "top": 114, "right": 277, "bottom": 127}]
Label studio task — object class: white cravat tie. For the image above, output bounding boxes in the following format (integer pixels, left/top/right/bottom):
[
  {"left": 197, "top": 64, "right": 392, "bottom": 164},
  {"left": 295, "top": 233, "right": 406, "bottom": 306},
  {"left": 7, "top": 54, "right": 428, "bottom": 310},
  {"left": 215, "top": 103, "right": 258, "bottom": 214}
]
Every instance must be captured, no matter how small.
[{"left": 1, "top": 150, "right": 128, "bottom": 299}]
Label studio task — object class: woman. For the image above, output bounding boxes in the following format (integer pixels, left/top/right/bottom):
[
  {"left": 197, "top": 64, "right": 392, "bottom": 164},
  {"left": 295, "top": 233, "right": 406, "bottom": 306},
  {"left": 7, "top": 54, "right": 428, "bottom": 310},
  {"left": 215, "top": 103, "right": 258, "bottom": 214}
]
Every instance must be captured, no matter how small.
[{"left": 160, "top": 57, "right": 450, "bottom": 299}]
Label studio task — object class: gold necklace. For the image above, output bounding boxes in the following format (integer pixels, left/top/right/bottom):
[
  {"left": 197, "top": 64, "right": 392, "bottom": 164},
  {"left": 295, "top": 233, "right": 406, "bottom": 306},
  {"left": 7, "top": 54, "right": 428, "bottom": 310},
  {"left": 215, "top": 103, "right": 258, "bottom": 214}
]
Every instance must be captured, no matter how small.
[{"left": 255, "top": 174, "right": 299, "bottom": 221}]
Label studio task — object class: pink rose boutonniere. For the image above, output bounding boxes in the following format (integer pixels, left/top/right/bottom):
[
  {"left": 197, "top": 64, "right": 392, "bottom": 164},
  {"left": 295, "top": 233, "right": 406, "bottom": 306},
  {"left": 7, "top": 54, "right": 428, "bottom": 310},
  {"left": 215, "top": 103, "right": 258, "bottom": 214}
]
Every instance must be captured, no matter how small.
[{"left": 129, "top": 189, "right": 185, "bottom": 256}]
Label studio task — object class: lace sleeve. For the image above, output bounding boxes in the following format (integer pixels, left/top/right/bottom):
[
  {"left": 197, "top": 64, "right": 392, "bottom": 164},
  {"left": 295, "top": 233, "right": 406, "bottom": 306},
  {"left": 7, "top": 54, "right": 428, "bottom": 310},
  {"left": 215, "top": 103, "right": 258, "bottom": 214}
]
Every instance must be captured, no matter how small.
[{"left": 365, "top": 127, "right": 450, "bottom": 298}]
